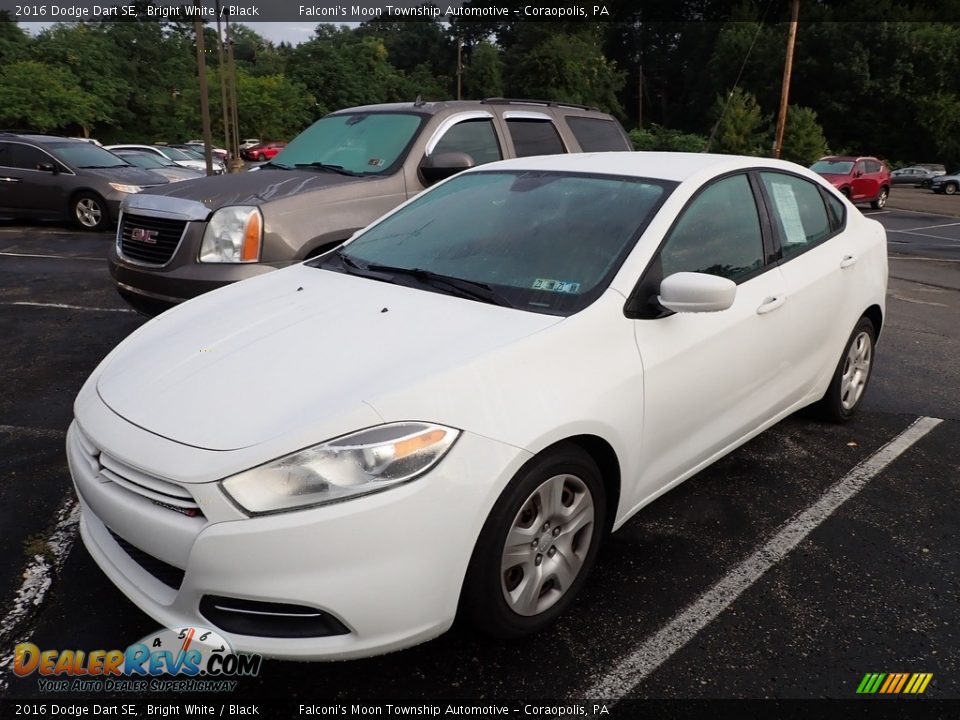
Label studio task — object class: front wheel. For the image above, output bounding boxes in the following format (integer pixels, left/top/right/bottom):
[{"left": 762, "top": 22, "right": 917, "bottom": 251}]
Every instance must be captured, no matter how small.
[
  {"left": 460, "top": 445, "right": 606, "bottom": 638},
  {"left": 870, "top": 187, "right": 889, "bottom": 209},
  {"left": 72, "top": 192, "right": 109, "bottom": 231},
  {"left": 944, "top": 182, "right": 958, "bottom": 196},
  {"left": 816, "top": 317, "right": 876, "bottom": 423}
]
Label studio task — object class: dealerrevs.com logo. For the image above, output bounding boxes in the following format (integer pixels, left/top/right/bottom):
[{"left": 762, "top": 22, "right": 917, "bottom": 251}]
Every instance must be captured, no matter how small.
[{"left": 14, "top": 627, "right": 262, "bottom": 693}]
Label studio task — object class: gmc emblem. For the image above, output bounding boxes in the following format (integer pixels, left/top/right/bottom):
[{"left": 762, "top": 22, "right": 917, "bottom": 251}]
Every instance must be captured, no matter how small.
[{"left": 130, "top": 227, "right": 159, "bottom": 245}]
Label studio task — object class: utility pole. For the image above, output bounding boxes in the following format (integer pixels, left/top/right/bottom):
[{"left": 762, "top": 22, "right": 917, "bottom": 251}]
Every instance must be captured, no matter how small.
[
  {"left": 215, "top": 0, "right": 232, "bottom": 171},
  {"left": 225, "top": 14, "right": 242, "bottom": 171},
  {"left": 637, "top": 64, "right": 643, "bottom": 129},
  {"left": 193, "top": 5, "right": 214, "bottom": 176},
  {"left": 773, "top": 0, "right": 800, "bottom": 159},
  {"left": 456, "top": 37, "right": 463, "bottom": 100}
]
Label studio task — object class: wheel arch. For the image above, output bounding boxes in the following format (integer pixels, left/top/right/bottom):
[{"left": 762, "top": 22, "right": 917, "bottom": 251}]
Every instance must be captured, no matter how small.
[{"left": 863, "top": 304, "right": 883, "bottom": 340}]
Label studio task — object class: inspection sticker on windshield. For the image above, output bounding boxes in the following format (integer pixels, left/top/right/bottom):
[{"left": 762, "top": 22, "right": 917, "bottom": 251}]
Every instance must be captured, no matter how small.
[{"left": 532, "top": 278, "right": 581, "bottom": 294}]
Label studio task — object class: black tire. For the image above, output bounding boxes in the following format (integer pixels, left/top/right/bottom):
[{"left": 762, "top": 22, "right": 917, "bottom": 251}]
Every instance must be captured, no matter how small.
[
  {"left": 72, "top": 192, "right": 109, "bottom": 231},
  {"left": 460, "top": 444, "right": 606, "bottom": 638},
  {"left": 816, "top": 316, "right": 876, "bottom": 423},
  {"left": 945, "top": 182, "right": 958, "bottom": 196},
  {"left": 870, "top": 186, "right": 889, "bottom": 209},
  {"left": 840, "top": 187, "right": 851, "bottom": 199}
]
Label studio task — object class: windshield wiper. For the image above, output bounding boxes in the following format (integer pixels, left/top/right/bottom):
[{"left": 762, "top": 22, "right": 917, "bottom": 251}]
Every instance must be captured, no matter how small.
[
  {"left": 365, "top": 263, "right": 514, "bottom": 308},
  {"left": 295, "top": 162, "right": 361, "bottom": 177}
]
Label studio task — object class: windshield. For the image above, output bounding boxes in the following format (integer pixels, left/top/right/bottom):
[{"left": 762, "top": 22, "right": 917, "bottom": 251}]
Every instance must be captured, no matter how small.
[
  {"left": 172, "top": 146, "right": 204, "bottom": 160},
  {"left": 158, "top": 146, "right": 195, "bottom": 162},
  {"left": 272, "top": 112, "right": 424, "bottom": 175},
  {"left": 810, "top": 160, "right": 854, "bottom": 174},
  {"left": 322, "top": 171, "right": 674, "bottom": 316},
  {"left": 117, "top": 152, "right": 168, "bottom": 169},
  {"left": 48, "top": 142, "right": 130, "bottom": 168}
]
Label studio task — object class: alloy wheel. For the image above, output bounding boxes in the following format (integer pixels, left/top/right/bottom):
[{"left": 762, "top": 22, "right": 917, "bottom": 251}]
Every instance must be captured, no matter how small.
[
  {"left": 75, "top": 198, "right": 103, "bottom": 228},
  {"left": 840, "top": 330, "right": 872, "bottom": 410}
]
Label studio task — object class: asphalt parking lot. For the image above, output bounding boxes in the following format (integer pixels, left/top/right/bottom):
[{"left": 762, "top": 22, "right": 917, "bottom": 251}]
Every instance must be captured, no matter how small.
[{"left": 0, "top": 190, "right": 958, "bottom": 709}]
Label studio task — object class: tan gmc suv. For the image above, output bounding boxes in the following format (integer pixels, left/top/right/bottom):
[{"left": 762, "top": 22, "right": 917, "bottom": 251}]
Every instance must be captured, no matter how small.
[{"left": 110, "top": 98, "right": 633, "bottom": 314}]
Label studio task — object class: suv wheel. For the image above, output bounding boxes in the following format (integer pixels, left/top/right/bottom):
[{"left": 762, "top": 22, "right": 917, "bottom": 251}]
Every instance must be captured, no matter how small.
[
  {"left": 870, "top": 187, "right": 889, "bottom": 209},
  {"left": 72, "top": 192, "right": 109, "bottom": 231}
]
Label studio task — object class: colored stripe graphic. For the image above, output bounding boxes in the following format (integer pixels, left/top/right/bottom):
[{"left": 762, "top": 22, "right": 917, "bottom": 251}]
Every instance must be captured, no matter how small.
[{"left": 857, "top": 673, "right": 932, "bottom": 695}]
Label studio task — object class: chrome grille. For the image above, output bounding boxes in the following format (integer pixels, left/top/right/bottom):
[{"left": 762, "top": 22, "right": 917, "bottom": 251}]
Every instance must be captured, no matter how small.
[
  {"left": 118, "top": 213, "right": 187, "bottom": 266},
  {"left": 74, "top": 426, "right": 202, "bottom": 518}
]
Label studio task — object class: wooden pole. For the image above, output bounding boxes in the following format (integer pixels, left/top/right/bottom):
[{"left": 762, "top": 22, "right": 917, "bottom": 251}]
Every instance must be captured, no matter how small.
[
  {"left": 225, "top": 14, "right": 242, "bottom": 170},
  {"left": 773, "top": 0, "right": 800, "bottom": 159},
  {"left": 456, "top": 37, "right": 463, "bottom": 100},
  {"left": 637, "top": 64, "right": 643, "bottom": 128},
  {"left": 193, "top": 6, "right": 214, "bottom": 176},
  {"left": 215, "top": 0, "right": 232, "bottom": 171}
]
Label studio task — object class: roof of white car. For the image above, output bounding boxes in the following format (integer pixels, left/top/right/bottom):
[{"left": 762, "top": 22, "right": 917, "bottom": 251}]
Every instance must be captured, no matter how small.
[{"left": 481, "top": 152, "right": 810, "bottom": 183}]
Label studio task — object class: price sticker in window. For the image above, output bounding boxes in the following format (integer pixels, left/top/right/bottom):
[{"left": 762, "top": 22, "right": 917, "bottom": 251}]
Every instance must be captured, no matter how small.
[{"left": 532, "top": 278, "right": 581, "bottom": 294}]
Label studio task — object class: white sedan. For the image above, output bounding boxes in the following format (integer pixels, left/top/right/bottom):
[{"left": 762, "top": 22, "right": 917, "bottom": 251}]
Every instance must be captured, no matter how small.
[
  {"left": 68, "top": 152, "right": 887, "bottom": 659},
  {"left": 105, "top": 144, "right": 225, "bottom": 174}
]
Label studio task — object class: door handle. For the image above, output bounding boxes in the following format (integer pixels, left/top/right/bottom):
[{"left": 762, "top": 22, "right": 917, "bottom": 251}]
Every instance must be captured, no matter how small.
[
  {"left": 840, "top": 254, "right": 857, "bottom": 269},
  {"left": 756, "top": 295, "right": 786, "bottom": 315}
]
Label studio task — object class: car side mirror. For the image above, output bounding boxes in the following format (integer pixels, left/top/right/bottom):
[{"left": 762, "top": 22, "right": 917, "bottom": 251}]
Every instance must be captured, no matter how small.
[
  {"left": 854, "top": 170, "right": 863, "bottom": 177},
  {"left": 658, "top": 272, "right": 736, "bottom": 313},
  {"left": 420, "top": 152, "right": 475, "bottom": 185},
  {"left": 37, "top": 162, "right": 57, "bottom": 173}
]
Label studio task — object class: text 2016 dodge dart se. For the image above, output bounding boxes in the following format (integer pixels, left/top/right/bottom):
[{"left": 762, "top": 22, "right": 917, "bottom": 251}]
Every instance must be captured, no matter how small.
[{"left": 68, "top": 152, "right": 887, "bottom": 659}]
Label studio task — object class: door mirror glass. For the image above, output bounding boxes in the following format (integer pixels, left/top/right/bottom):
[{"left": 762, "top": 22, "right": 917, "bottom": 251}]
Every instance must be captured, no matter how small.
[
  {"left": 419, "top": 152, "right": 475, "bottom": 184},
  {"left": 658, "top": 272, "right": 736, "bottom": 313}
]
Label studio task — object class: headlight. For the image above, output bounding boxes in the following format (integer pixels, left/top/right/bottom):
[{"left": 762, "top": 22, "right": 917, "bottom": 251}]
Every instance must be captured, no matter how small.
[
  {"left": 199, "top": 206, "right": 262, "bottom": 263},
  {"left": 220, "top": 423, "right": 460, "bottom": 515},
  {"left": 109, "top": 182, "right": 143, "bottom": 194}
]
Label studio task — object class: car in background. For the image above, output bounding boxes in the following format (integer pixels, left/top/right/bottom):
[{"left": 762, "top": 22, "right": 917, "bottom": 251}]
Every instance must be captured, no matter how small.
[
  {"left": 111, "top": 149, "right": 205, "bottom": 184},
  {"left": 0, "top": 133, "right": 167, "bottom": 231},
  {"left": 241, "top": 141, "right": 286, "bottom": 162},
  {"left": 810, "top": 156, "right": 891, "bottom": 209},
  {"left": 239, "top": 138, "right": 261, "bottom": 152},
  {"left": 106, "top": 144, "right": 224, "bottom": 175},
  {"left": 72, "top": 151, "right": 887, "bottom": 659},
  {"left": 182, "top": 141, "right": 229, "bottom": 164},
  {"left": 930, "top": 170, "right": 960, "bottom": 195},
  {"left": 890, "top": 165, "right": 945, "bottom": 187},
  {"left": 109, "top": 98, "right": 634, "bottom": 314}
]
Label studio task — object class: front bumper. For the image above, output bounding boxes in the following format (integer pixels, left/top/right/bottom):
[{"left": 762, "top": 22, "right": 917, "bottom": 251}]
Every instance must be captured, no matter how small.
[{"left": 67, "top": 415, "right": 529, "bottom": 660}]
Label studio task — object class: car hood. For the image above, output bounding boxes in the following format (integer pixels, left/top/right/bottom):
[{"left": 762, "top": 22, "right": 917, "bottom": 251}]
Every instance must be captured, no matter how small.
[
  {"left": 95, "top": 265, "right": 560, "bottom": 451},
  {"left": 141, "top": 167, "right": 369, "bottom": 209},
  {"left": 82, "top": 165, "right": 169, "bottom": 187}
]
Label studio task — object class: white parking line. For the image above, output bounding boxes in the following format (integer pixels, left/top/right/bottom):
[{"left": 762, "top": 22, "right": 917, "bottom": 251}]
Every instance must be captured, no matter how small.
[
  {"left": 0, "top": 251, "right": 103, "bottom": 261},
  {"left": 0, "top": 496, "right": 80, "bottom": 692},
  {"left": 887, "top": 229, "right": 960, "bottom": 242},
  {"left": 580, "top": 416, "right": 943, "bottom": 700},
  {"left": 889, "top": 256, "right": 960, "bottom": 263},
  {"left": 862, "top": 210, "right": 890, "bottom": 216},
  {"left": 3, "top": 302, "right": 135, "bottom": 314},
  {"left": 897, "top": 221, "right": 960, "bottom": 232}
]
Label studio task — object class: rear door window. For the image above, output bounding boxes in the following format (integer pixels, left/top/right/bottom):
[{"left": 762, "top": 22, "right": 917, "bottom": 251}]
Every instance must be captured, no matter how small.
[
  {"left": 565, "top": 117, "right": 629, "bottom": 151},
  {"left": 506, "top": 119, "right": 566, "bottom": 158}
]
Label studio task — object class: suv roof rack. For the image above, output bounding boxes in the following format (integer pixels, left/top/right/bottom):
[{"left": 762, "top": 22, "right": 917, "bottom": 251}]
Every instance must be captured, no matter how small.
[{"left": 480, "top": 97, "right": 600, "bottom": 112}]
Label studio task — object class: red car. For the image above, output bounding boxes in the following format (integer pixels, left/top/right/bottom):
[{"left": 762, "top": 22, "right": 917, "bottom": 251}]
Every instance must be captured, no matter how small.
[
  {"left": 242, "top": 141, "right": 286, "bottom": 162},
  {"left": 810, "top": 155, "right": 891, "bottom": 209}
]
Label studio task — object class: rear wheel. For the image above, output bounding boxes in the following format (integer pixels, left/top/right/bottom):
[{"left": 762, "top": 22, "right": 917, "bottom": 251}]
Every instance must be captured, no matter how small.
[
  {"left": 816, "top": 317, "right": 876, "bottom": 423},
  {"left": 460, "top": 445, "right": 606, "bottom": 638},
  {"left": 870, "top": 186, "right": 888, "bottom": 209},
  {"left": 72, "top": 192, "right": 109, "bottom": 231}
]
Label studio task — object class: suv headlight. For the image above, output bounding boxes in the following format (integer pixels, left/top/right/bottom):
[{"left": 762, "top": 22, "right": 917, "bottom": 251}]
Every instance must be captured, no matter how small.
[
  {"left": 220, "top": 422, "right": 460, "bottom": 515},
  {"left": 109, "top": 182, "right": 143, "bottom": 194},
  {"left": 199, "top": 206, "right": 262, "bottom": 263}
]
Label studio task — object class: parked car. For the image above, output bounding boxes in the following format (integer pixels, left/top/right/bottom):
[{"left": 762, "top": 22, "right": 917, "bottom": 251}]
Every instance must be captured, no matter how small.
[
  {"left": 110, "top": 98, "right": 634, "bottom": 314},
  {"left": 181, "top": 142, "right": 229, "bottom": 163},
  {"left": 810, "top": 156, "right": 891, "bottom": 208},
  {"left": 890, "top": 165, "right": 945, "bottom": 187},
  {"left": 111, "top": 150, "right": 205, "bottom": 184},
  {"left": 70, "top": 151, "right": 887, "bottom": 659},
  {"left": 239, "top": 138, "right": 261, "bottom": 151},
  {"left": 241, "top": 141, "right": 286, "bottom": 162},
  {"left": 930, "top": 170, "right": 960, "bottom": 195},
  {"left": 105, "top": 144, "right": 224, "bottom": 175},
  {"left": 0, "top": 133, "right": 167, "bottom": 230}
]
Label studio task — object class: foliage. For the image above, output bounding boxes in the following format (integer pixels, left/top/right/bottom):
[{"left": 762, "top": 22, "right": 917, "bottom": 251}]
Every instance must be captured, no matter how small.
[
  {"left": 780, "top": 105, "right": 829, "bottom": 166},
  {"left": 709, "top": 87, "right": 768, "bottom": 156},
  {"left": 630, "top": 125, "right": 707, "bottom": 153},
  {"left": 463, "top": 41, "right": 503, "bottom": 99},
  {"left": 0, "top": 60, "right": 96, "bottom": 132}
]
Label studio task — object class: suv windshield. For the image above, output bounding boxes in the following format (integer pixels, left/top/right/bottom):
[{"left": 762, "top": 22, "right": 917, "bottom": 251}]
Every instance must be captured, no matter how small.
[
  {"left": 272, "top": 112, "right": 424, "bottom": 175},
  {"left": 322, "top": 170, "right": 674, "bottom": 316},
  {"left": 47, "top": 142, "right": 130, "bottom": 168},
  {"left": 810, "top": 160, "right": 855, "bottom": 174}
]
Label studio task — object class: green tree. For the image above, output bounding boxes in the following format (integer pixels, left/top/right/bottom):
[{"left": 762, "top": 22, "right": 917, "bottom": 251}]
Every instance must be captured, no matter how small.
[
  {"left": 780, "top": 105, "right": 828, "bottom": 165},
  {"left": 709, "top": 87, "right": 767, "bottom": 156},
  {"left": 463, "top": 40, "right": 503, "bottom": 99},
  {"left": 0, "top": 12, "right": 29, "bottom": 66},
  {"left": 0, "top": 60, "right": 96, "bottom": 132},
  {"left": 630, "top": 125, "right": 707, "bottom": 153}
]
